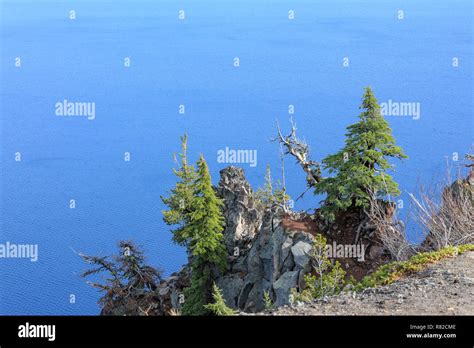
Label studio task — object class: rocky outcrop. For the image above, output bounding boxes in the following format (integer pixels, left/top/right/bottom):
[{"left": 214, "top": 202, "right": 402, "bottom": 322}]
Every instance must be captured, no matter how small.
[
  {"left": 216, "top": 166, "right": 263, "bottom": 254},
  {"left": 137, "top": 166, "right": 388, "bottom": 315},
  {"left": 214, "top": 167, "right": 314, "bottom": 312},
  {"left": 100, "top": 163, "right": 473, "bottom": 316},
  {"left": 151, "top": 166, "right": 316, "bottom": 314}
]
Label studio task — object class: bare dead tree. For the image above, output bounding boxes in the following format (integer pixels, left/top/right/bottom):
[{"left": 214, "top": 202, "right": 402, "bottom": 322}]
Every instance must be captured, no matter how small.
[
  {"left": 273, "top": 119, "right": 323, "bottom": 199},
  {"left": 409, "top": 158, "right": 474, "bottom": 250},
  {"left": 364, "top": 188, "right": 415, "bottom": 261},
  {"left": 79, "top": 241, "right": 163, "bottom": 315},
  {"left": 279, "top": 144, "right": 286, "bottom": 192},
  {"left": 466, "top": 154, "right": 474, "bottom": 185}
]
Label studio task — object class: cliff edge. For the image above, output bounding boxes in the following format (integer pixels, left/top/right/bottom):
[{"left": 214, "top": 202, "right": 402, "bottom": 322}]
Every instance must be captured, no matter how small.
[{"left": 266, "top": 251, "right": 474, "bottom": 315}]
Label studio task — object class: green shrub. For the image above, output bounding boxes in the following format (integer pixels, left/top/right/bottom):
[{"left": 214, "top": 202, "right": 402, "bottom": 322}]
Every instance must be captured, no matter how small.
[
  {"left": 254, "top": 165, "right": 291, "bottom": 210},
  {"left": 354, "top": 244, "right": 474, "bottom": 291},
  {"left": 263, "top": 291, "right": 274, "bottom": 310},
  {"left": 204, "top": 283, "right": 237, "bottom": 316},
  {"left": 293, "top": 234, "right": 346, "bottom": 303}
]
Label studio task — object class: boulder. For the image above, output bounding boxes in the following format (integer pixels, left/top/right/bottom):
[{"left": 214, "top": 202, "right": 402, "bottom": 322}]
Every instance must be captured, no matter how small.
[
  {"left": 216, "top": 274, "right": 244, "bottom": 309},
  {"left": 273, "top": 271, "right": 300, "bottom": 307},
  {"left": 291, "top": 241, "right": 312, "bottom": 270}
]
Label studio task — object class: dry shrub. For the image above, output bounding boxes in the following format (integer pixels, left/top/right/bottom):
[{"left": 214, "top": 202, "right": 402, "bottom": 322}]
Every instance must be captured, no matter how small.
[
  {"left": 167, "top": 308, "right": 182, "bottom": 316},
  {"left": 410, "top": 164, "right": 474, "bottom": 250},
  {"left": 365, "top": 190, "right": 415, "bottom": 261}
]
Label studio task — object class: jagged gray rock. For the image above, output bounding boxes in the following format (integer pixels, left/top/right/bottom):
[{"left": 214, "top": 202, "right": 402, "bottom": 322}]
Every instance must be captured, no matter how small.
[
  {"left": 273, "top": 271, "right": 300, "bottom": 307},
  {"left": 154, "top": 166, "right": 315, "bottom": 313},
  {"left": 291, "top": 241, "right": 312, "bottom": 270},
  {"left": 216, "top": 166, "right": 262, "bottom": 252},
  {"left": 212, "top": 167, "right": 315, "bottom": 312}
]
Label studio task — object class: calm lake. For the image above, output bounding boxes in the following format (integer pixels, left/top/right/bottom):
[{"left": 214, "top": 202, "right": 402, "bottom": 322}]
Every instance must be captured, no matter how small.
[{"left": 0, "top": 0, "right": 472, "bottom": 314}]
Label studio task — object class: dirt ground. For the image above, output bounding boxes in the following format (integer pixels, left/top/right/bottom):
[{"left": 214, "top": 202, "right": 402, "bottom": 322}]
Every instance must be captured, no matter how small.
[{"left": 265, "top": 251, "right": 474, "bottom": 315}]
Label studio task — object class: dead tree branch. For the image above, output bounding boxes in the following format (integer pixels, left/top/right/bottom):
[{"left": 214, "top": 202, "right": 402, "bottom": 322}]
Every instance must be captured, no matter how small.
[
  {"left": 465, "top": 153, "right": 474, "bottom": 167},
  {"left": 273, "top": 119, "right": 323, "bottom": 189}
]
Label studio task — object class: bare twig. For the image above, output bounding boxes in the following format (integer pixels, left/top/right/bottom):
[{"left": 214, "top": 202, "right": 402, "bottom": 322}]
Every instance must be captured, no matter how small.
[
  {"left": 273, "top": 119, "right": 323, "bottom": 188},
  {"left": 365, "top": 187, "right": 415, "bottom": 261},
  {"left": 409, "top": 168, "right": 474, "bottom": 250}
]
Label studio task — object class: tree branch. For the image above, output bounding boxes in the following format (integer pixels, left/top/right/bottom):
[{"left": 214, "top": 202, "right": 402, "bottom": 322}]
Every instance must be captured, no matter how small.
[{"left": 273, "top": 119, "right": 323, "bottom": 188}]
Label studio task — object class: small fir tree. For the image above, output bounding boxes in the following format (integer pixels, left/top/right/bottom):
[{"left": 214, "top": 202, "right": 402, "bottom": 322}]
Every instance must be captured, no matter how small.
[
  {"left": 315, "top": 87, "right": 407, "bottom": 221},
  {"left": 180, "top": 155, "right": 227, "bottom": 269},
  {"left": 181, "top": 156, "right": 227, "bottom": 315},
  {"left": 255, "top": 164, "right": 291, "bottom": 210},
  {"left": 263, "top": 291, "right": 274, "bottom": 310},
  {"left": 203, "top": 282, "right": 237, "bottom": 316},
  {"left": 255, "top": 165, "right": 274, "bottom": 207},
  {"left": 161, "top": 134, "right": 198, "bottom": 246}
]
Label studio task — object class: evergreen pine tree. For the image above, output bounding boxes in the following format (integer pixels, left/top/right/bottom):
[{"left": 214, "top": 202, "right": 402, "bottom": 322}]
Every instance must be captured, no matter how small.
[
  {"left": 181, "top": 155, "right": 227, "bottom": 315},
  {"left": 315, "top": 87, "right": 407, "bottom": 221},
  {"left": 180, "top": 155, "right": 227, "bottom": 268},
  {"left": 161, "top": 134, "right": 197, "bottom": 246},
  {"left": 182, "top": 259, "right": 212, "bottom": 316},
  {"left": 255, "top": 165, "right": 273, "bottom": 208},
  {"left": 255, "top": 164, "right": 291, "bottom": 210},
  {"left": 262, "top": 164, "right": 274, "bottom": 199}
]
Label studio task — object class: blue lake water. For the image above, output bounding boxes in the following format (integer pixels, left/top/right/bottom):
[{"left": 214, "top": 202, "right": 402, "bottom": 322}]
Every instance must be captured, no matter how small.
[{"left": 0, "top": 0, "right": 472, "bottom": 314}]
